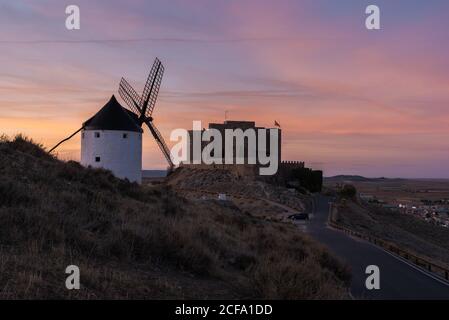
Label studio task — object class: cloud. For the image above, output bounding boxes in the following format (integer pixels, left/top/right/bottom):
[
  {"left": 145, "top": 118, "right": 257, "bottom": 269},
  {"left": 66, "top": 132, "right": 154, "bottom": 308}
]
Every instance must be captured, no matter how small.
[{"left": 0, "top": 0, "right": 448, "bottom": 177}]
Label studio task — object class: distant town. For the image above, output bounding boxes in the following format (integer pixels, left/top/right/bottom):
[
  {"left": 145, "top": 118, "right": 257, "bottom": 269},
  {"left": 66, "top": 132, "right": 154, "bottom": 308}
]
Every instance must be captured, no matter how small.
[
  {"left": 326, "top": 176, "right": 449, "bottom": 228},
  {"left": 360, "top": 193, "right": 449, "bottom": 227}
]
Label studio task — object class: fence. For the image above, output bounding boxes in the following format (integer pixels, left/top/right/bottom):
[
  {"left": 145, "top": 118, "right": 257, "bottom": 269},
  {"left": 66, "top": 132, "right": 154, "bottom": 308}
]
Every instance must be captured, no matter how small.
[{"left": 328, "top": 203, "right": 449, "bottom": 281}]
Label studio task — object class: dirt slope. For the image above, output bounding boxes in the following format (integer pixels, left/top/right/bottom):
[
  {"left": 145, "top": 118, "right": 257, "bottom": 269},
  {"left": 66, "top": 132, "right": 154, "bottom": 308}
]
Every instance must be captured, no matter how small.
[{"left": 167, "top": 166, "right": 307, "bottom": 212}]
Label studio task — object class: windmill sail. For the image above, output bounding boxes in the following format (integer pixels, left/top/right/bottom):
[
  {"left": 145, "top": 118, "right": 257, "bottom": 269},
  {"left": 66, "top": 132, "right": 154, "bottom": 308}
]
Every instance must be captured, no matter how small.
[
  {"left": 119, "top": 77, "right": 142, "bottom": 116},
  {"left": 117, "top": 57, "right": 174, "bottom": 170},
  {"left": 141, "top": 58, "right": 164, "bottom": 119},
  {"left": 145, "top": 120, "right": 174, "bottom": 168}
]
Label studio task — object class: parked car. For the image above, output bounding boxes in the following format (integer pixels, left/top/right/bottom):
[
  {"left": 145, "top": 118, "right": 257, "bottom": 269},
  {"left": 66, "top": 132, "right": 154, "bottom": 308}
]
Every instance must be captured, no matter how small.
[{"left": 288, "top": 213, "right": 309, "bottom": 221}]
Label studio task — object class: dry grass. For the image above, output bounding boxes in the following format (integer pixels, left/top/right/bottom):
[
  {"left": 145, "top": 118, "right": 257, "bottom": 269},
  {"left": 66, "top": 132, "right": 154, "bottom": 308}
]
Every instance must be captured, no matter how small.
[
  {"left": 167, "top": 167, "right": 307, "bottom": 212},
  {"left": 0, "top": 135, "right": 350, "bottom": 299},
  {"left": 336, "top": 200, "right": 449, "bottom": 266}
]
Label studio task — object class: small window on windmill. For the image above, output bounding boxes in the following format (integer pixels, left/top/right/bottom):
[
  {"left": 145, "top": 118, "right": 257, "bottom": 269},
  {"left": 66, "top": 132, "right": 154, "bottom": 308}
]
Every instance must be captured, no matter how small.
[
  {"left": 123, "top": 133, "right": 128, "bottom": 139},
  {"left": 95, "top": 156, "right": 100, "bottom": 162},
  {"left": 82, "top": 132, "right": 85, "bottom": 139},
  {"left": 95, "top": 132, "right": 100, "bottom": 138}
]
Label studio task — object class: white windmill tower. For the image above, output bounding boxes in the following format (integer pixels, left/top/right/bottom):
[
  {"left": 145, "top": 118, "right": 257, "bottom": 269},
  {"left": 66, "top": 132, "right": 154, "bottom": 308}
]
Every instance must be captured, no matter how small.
[
  {"left": 80, "top": 95, "right": 143, "bottom": 183},
  {"left": 49, "top": 58, "right": 174, "bottom": 183}
]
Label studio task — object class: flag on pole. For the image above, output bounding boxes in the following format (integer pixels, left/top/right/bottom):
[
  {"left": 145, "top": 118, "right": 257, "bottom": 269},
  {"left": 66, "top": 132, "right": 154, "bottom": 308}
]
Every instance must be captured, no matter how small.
[{"left": 274, "top": 120, "right": 281, "bottom": 127}]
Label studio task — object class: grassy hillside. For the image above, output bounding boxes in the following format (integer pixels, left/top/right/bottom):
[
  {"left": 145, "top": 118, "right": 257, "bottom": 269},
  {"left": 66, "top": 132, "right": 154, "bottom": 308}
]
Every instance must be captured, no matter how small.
[
  {"left": 336, "top": 200, "right": 449, "bottom": 266},
  {"left": 0, "top": 135, "right": 350, "bottom": 299}
]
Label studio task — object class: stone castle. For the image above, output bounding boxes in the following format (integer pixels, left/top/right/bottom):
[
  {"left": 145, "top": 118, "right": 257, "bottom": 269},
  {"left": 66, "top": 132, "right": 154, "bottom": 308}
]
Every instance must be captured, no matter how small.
[{"left": 181, "top": 120, "right": 322, "bottom": 192}]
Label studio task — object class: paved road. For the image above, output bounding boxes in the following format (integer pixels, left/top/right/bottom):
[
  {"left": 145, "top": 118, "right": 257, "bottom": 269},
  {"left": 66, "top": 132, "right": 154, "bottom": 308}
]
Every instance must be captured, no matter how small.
[{"left": 306, "top": 194, "right": 449, "bottom": 299}]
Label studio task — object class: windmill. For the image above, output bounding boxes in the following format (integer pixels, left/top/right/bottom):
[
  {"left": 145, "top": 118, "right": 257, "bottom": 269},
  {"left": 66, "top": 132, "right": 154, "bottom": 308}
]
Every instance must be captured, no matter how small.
[
  {"left": 118, "top": 58, "right": 174, "bottom": 171},
  {"left": 48, "top": 58, "right": 173, "bottom": 183}
]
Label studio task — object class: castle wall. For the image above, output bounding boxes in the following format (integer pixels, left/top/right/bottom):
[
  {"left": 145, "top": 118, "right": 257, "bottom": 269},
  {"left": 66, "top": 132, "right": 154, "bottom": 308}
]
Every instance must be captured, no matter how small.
[
  {"left": 186, "top": 120, "right": 281, "bottom": 168},
  {"left": 180, "top": 163, "right": 258, "bottom": 178}
]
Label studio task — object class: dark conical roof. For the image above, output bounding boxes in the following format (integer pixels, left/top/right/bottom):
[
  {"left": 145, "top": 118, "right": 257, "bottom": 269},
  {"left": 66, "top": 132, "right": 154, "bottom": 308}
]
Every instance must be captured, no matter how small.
[{"left": 83, "top": 95, "right": 143, "bottom": 133}]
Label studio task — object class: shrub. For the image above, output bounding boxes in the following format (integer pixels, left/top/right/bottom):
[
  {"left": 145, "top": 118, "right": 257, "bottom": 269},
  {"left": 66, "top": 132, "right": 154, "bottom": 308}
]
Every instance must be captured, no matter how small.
[{"left": 339, "top": 184, "right": 357, "bottom": 199}]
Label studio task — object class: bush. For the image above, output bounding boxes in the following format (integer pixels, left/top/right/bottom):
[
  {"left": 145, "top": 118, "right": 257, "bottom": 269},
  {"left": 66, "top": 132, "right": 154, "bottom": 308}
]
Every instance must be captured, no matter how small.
[{"left": 339, "top": 184, "right": 357, "bottom": 199}]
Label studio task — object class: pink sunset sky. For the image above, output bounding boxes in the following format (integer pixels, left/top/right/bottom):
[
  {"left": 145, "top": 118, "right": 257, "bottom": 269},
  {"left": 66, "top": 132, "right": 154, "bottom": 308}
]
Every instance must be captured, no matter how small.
[{"left": 0, "top": 0, "right": 448, "bottom": 177}]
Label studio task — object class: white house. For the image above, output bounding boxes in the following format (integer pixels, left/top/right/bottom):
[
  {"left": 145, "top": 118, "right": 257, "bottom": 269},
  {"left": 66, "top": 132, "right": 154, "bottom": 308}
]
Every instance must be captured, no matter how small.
[{"left": 81, "top": 95, "right": 143, "bottom": 183}]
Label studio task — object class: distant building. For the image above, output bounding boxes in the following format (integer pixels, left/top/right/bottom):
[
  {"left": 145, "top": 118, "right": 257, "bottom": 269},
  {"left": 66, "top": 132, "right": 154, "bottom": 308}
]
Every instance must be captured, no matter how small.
[
  {"left": 186, "top": 120, "right": 281, "bottom": 167},
  {"left": 183, "top": 119, "right": 322, "bottom": 191},
  {"left": 359, "top": 193, "right": 375, "bottom": 201}
]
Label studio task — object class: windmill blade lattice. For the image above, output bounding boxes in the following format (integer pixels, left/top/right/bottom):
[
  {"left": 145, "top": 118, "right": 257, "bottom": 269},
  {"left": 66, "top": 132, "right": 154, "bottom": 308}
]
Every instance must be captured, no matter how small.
[
  {"left": 119, "top": 78, "right": 142, "bottom": 116},
  {"left": 145, "top": 120, "right": 174, "bottom": 168},
  {"left": 117, "top": 58, "right": 173, "bottom": 170},
  {"left": 141, "top": 58, "right": 164, "bottom": 118}
]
